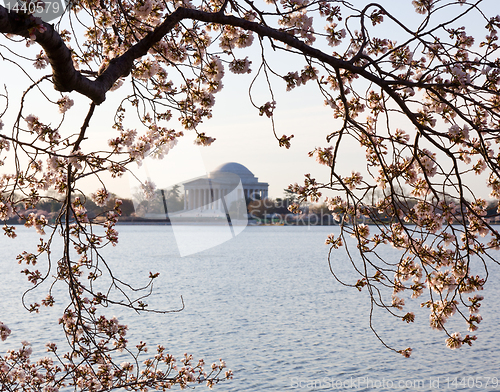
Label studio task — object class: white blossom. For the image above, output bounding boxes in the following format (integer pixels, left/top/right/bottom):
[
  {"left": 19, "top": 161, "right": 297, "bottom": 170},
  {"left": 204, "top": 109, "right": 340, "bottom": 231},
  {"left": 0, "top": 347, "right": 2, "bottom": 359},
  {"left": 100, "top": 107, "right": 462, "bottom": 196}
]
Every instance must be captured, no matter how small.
[
  {"left": 57, "top": 96, "right": 74, "bottom": 113},
  {"left": 228, "top": 58, "right": 252, "bottom": 74}
]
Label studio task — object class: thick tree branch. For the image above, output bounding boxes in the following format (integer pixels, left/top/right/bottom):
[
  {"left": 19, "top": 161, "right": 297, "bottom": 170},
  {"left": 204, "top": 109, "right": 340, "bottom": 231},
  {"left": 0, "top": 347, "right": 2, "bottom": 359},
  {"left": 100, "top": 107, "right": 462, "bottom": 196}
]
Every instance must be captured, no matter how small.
[
  {"left": 1, "top": 5, "right": 381, "bottom": 105},
  {"left": 0, "top": 5, "right": 186, "bottom": 103}
]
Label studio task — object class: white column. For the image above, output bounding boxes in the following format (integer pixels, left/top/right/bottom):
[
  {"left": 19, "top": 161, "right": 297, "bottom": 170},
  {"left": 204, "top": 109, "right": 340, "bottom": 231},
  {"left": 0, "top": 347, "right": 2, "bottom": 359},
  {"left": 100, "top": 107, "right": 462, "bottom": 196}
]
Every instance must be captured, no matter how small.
[{"left": 184, "top": 189, "right": 187, "bottom": 210}]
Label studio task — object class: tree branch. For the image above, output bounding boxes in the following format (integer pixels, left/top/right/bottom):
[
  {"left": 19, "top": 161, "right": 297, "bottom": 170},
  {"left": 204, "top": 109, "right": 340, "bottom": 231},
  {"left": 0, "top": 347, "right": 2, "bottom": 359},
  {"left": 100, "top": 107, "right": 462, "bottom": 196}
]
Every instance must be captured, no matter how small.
[{"left": 0, "top": 5, "right": 381, "bottom": 105}]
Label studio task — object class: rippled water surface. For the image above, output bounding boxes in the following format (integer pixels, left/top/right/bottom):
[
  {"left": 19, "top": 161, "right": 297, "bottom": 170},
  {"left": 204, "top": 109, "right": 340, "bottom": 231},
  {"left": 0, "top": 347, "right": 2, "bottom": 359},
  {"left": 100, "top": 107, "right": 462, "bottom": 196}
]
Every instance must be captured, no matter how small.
[{"left": 1, "top": 225, "right": 500, "bottom": 391}]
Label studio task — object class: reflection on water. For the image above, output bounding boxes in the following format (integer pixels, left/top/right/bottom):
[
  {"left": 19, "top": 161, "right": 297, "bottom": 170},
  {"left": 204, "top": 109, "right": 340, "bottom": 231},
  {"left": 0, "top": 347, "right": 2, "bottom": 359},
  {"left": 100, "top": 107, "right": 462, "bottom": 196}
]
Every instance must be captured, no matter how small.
[{"left": 1, "top": 225, "right": 499, "bottom": 391}]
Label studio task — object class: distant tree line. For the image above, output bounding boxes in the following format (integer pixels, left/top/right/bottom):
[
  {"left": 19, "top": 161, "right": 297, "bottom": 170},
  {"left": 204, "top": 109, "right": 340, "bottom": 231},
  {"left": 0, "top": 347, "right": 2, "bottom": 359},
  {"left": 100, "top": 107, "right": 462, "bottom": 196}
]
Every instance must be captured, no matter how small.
[{"left": 3, "top": 193, "right": 135, "bottom": 224}]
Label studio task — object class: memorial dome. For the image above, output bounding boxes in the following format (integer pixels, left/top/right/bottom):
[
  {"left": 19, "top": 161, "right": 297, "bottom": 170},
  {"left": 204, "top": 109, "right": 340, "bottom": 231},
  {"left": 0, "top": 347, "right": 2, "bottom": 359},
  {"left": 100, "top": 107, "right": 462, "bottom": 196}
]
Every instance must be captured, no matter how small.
[{"left": 211, "top": 162, "right": 255, "bottom": 178}]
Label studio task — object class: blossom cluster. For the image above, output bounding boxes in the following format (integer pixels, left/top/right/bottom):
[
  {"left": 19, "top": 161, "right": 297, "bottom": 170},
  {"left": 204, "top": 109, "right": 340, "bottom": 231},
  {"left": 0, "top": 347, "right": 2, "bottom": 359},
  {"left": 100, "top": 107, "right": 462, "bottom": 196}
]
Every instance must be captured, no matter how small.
[{"left": 0, "top": 321, "right": 232, "bottom": 391}]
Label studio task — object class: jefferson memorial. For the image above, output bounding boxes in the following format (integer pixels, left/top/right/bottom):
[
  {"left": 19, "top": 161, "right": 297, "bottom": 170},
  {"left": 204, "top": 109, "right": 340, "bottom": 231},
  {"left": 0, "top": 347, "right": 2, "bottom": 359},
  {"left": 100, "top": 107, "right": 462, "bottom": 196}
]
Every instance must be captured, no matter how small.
[{"left": 181, "top": 162, "right": 269, "bottom": 212}]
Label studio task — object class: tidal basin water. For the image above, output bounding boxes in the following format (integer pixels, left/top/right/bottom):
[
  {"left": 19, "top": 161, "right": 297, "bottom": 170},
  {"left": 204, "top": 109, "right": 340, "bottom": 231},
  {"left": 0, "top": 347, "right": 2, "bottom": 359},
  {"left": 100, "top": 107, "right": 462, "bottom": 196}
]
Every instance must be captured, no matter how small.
[{"left": 1, "top": 225, "right": 500, "bottom": 391}]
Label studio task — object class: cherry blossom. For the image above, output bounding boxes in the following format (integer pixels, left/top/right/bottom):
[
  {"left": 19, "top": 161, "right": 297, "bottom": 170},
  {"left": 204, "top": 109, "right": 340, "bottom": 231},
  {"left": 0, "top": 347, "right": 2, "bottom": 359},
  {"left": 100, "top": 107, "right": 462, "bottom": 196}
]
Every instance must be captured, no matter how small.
[{"left": 0, "top": 0, "right": 499, "bottom": 380}]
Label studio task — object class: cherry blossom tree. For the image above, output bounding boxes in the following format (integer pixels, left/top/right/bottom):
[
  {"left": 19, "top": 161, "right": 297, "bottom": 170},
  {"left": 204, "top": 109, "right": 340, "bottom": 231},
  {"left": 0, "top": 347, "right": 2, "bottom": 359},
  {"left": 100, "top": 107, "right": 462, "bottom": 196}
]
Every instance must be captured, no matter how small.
[{"left": 1, "top": 0, "right": 500, "bottom": 387}]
